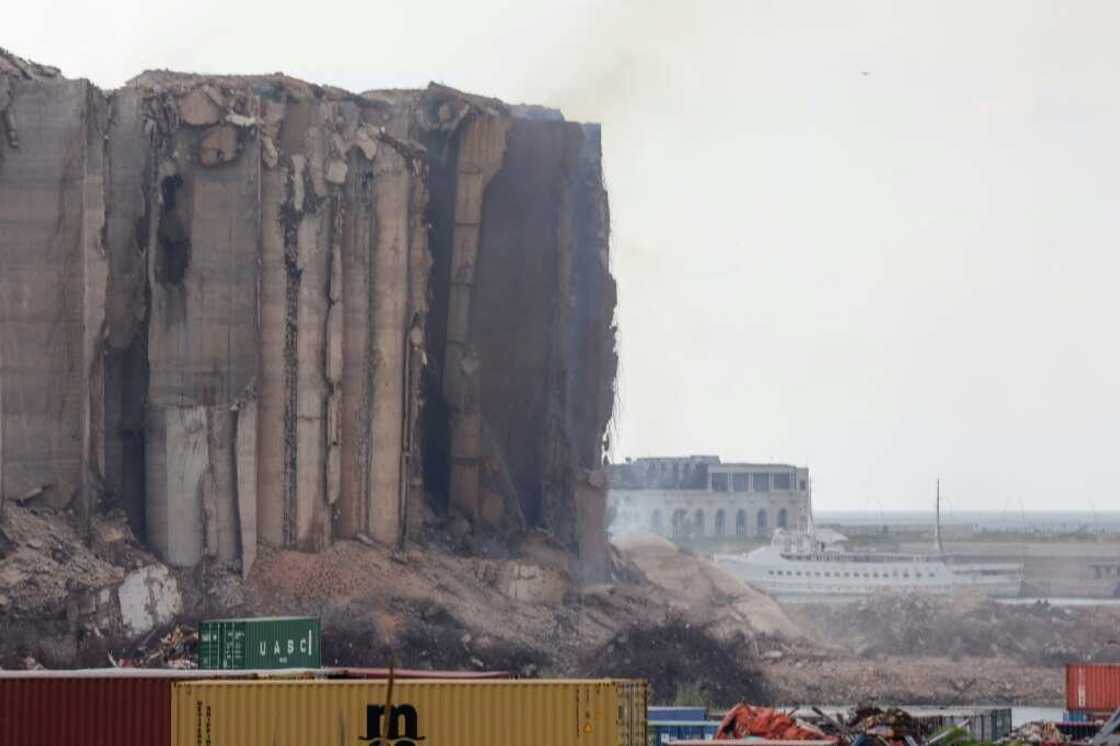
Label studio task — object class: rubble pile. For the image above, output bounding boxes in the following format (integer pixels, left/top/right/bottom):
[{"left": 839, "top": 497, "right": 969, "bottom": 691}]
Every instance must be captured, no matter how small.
[
  {"left": 764, "top": 653, "right": 1063, "bottom": 706},
  {"left": 612, "top": 532, "right": 808, "bottom": 639},
  {"left": 1004, "top": 721, "right": 1069, "bottom": 745},
  {"left": 0, "top": 504, "right": 127, "bottom": 620},
  {"left": 586, "top": 618, "right": 773, "bottom": 706},
  {"left": 0, "top": 502, "right": 191, "bottom": 668},
  {"left": 1, "top": 497, "right": 787, "bottom": 676},
  {"left": 111, "top": 624, "right": 198, "bottom": 669},
  {"left": 844, "top": 706, "right": 929, "bottom": 742},
  {"left": 797, "top": 592, "right": 1120, "bottom": 665}
]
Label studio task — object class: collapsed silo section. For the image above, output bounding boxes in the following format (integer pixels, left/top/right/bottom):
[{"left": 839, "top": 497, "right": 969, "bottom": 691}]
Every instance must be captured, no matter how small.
[
  {"left": 425, "top": 92, "right": 618, "bottom": 581},
  {"left": 142, "top": 88, "right": 261, "bottom": 567},
  {"left": 0, "top": 55, "right": 109, "bottom": 526}
]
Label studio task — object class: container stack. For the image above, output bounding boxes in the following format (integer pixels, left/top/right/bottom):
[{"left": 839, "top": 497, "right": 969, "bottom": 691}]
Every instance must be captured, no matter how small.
[
  {"left": 0, "top": 671, "right": 648, "bottom": 746},
  {"left": 1066, "top": 663, "right": 1120, "bottom": 722}
]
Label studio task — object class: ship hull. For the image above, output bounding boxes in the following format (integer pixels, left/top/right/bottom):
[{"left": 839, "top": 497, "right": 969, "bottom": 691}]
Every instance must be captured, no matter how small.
[{"left": 715, "top": 546, "right": 1023, "bottom": 600}]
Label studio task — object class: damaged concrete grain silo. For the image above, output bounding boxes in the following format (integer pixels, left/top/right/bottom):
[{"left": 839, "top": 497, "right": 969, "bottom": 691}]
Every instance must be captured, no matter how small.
[{"left": 0, "top": 48, "right": 617, "bottom": 583}]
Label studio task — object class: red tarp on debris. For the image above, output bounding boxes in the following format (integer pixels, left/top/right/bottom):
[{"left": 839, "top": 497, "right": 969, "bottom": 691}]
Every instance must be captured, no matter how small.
[{"left": 716, "top": 705, "right": 835, "bottom": 742}]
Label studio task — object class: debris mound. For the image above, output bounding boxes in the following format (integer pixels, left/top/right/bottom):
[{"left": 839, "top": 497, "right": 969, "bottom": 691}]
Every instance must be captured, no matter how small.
[
  {"left": 321, "top": 601, "right": 547, "bottom": 676},
  {"left": 796, "top": 592, "right": 1120, "bottom": 665},
  {"left": 586, "top": 618, "right": 772, "bottom": 706},
  {"left": 612, "top": 532, "right": 806, "bottom": 639},
  {"left": 845, "top": 706, "right": 930, "bottom": 742}
]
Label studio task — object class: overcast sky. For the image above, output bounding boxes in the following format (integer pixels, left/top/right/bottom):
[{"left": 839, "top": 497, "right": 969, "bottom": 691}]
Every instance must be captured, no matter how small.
[{"left": 9, "top": 1, "right": 1120, "bottom": 511}]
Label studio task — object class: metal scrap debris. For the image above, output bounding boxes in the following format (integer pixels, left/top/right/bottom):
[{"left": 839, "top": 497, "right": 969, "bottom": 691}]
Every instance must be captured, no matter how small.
[
  {"left": 716, "top": 704, "right": 834, "bottom": 742},
  {"left": 113, "top": 624, "right": 198, "bottom": 668}
]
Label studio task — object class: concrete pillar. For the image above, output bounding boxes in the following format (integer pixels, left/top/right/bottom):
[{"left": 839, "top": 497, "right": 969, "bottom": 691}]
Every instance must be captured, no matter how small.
[
  {"left": 444, "top": 116, "right": 509, "bottom": 522},
  {"left": 235, "top": 399, "right": 257, "bottom": 577},
  {"left": 145, "top": 404, "right": 206, "bottom": 566},
  {"left": 367, "top": 156, "right": 411, "bottom": 545}
]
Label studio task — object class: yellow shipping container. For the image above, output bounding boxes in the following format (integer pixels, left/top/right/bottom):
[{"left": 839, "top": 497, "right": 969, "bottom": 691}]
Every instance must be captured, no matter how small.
[{"left": 172, "top": 678, "right": 647, "bottom": 746}]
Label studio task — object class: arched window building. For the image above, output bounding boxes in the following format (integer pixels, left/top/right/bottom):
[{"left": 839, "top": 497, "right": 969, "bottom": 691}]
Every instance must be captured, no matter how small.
[{"left": 606, "top": 457, "right": 810, "bottom": 545}]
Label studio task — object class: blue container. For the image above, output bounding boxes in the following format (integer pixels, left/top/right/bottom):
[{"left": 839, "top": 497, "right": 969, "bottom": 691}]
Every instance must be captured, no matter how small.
[
  {"left": 1066, "top": 711, "right": 1089, "bottom": 723},
  {"left": 648, "top": 720, "right": 721, "bottom": 744},
  {"left": 649, "top": 708, "right": 708, "bottom": 723}
]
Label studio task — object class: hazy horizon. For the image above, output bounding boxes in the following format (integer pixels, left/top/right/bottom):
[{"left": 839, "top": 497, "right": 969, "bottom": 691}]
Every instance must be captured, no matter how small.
[{"left": 9, "top": 1, "right": 1120, "bottom": 511}]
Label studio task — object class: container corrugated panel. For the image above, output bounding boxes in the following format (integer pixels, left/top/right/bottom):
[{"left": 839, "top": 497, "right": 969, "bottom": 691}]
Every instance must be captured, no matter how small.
[
  {"left": 200, "top": 616, "right": 321, "bottom": 669},
  {"left": 172, "top": 679, "right": 648, "bottom": 746},
  {"left": 1066, "top": 663, "right": 1120, "bottom": 713},
  {"left": 0, "top": 675, "right": 171, "bottom": 746},
  {"left": 335, "top": 668, "right": 512, "bottom": 679},
  {"left": 621, "top": 679, "right": 649, "bottom": 746}
]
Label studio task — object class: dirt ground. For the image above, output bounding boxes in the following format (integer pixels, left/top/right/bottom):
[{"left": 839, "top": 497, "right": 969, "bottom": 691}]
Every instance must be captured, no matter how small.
[
  {"left": 0, "top": 504, "right": 1096, "bottom": 707},
  {"left": 762, "top": 653, "right": 1063, "bottom": 707},
  {"left": 788, "top": 592, "right": 1120, "bottom": 665},
  {"left": 611, "top": 532, "right": 804, "bottom": 638}
]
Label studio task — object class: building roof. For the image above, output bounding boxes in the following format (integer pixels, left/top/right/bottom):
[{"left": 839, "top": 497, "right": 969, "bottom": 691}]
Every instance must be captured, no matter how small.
[
  {"left": 814, "top": 528, "right": 849, "bottom": 545},
  {"left": 712, "top": 462, "right": 803, "bottom": 470}
]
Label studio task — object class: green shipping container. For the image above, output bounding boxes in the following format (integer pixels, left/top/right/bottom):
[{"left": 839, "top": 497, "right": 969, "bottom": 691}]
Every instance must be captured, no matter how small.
[{"left": 199, "top": 617, "right": 321, "bottom": 669}]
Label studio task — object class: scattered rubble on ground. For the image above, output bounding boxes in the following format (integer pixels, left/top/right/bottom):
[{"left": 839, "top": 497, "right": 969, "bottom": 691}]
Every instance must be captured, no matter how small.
[
  {"left": 765, "top": 654, "right": 1063, "bottom": 706},
  {"left": 792, "top": 592, "right": 1120, "bottom": 665},
  {"left": 1006, "top": 721, "right": 1069, "bottom": 745},
  {"left": 0, "top": 500, "right": 791, "bottom": 677},
  {"left": 110, "top": 624, "right": 198, "bottom": 669},
  {"left": 586, "top": 618, "right": 772, "bottom": 706},
  {"left": 842, "top": 706, "right": 929, "bottom": 742},
  {"left": 0, "top": 502, "right": 1084, "bottom": 709},
  {"left": 0, "top": 504, "right": 132, "bottom": 620}
]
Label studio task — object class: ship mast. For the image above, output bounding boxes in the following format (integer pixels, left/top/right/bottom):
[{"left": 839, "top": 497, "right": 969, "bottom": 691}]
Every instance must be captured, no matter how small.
[
  {"left": 934, "top": 478, "right": 945, "bottom": 555},
  {"left": 807, "top": 476, "right": 815, "bottom": 536}
]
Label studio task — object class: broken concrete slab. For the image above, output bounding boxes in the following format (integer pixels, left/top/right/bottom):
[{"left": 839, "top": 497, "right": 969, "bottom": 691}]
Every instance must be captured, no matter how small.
[
  {"left": 178, "top": 88, "right": 222, "bottom": 126},
  {"left": 118, "top": 563, "right": 182, "bottom": 636},
  {"left": 145, "top": 405, "right": 207, "bottom": 567},
  {"left": 496, "top": 561, "right": 569, "bottom": 605},
  {"left": 198, "top": 124, "right": 239, "bottom": 166}
]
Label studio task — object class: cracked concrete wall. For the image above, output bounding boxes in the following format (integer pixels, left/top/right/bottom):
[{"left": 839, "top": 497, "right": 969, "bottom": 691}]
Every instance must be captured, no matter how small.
[
  {"left": 0, "top": 49, "right": 616, "bottom": 581},
  {"left": 103, "top": 87, "right": 153, "bottom": 539},
  {"left": 141, "top": 81, "right": 260, "bottom": 567},
  {"left": 0, "top": 54, "right": 108, "bottom": 523},
  {"left": 435, "top": 109, "right": 617, "bottom": 579}
]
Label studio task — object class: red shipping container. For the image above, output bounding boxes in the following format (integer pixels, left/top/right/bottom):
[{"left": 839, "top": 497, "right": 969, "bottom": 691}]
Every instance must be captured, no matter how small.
[
  {"left": 0, "top": 672, "right": 172, "bottom": 746},
  {"left": 0, "top": 666, "right": 511, "bottom": 745},
  {"left": 1066, "top": 663, "right": 1120, "bottom": 713}
]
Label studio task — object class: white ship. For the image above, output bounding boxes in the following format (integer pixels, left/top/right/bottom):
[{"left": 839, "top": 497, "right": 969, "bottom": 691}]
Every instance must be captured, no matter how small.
[{"left": 714, "top": 481, "right": 1023, "bottom": 600}]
